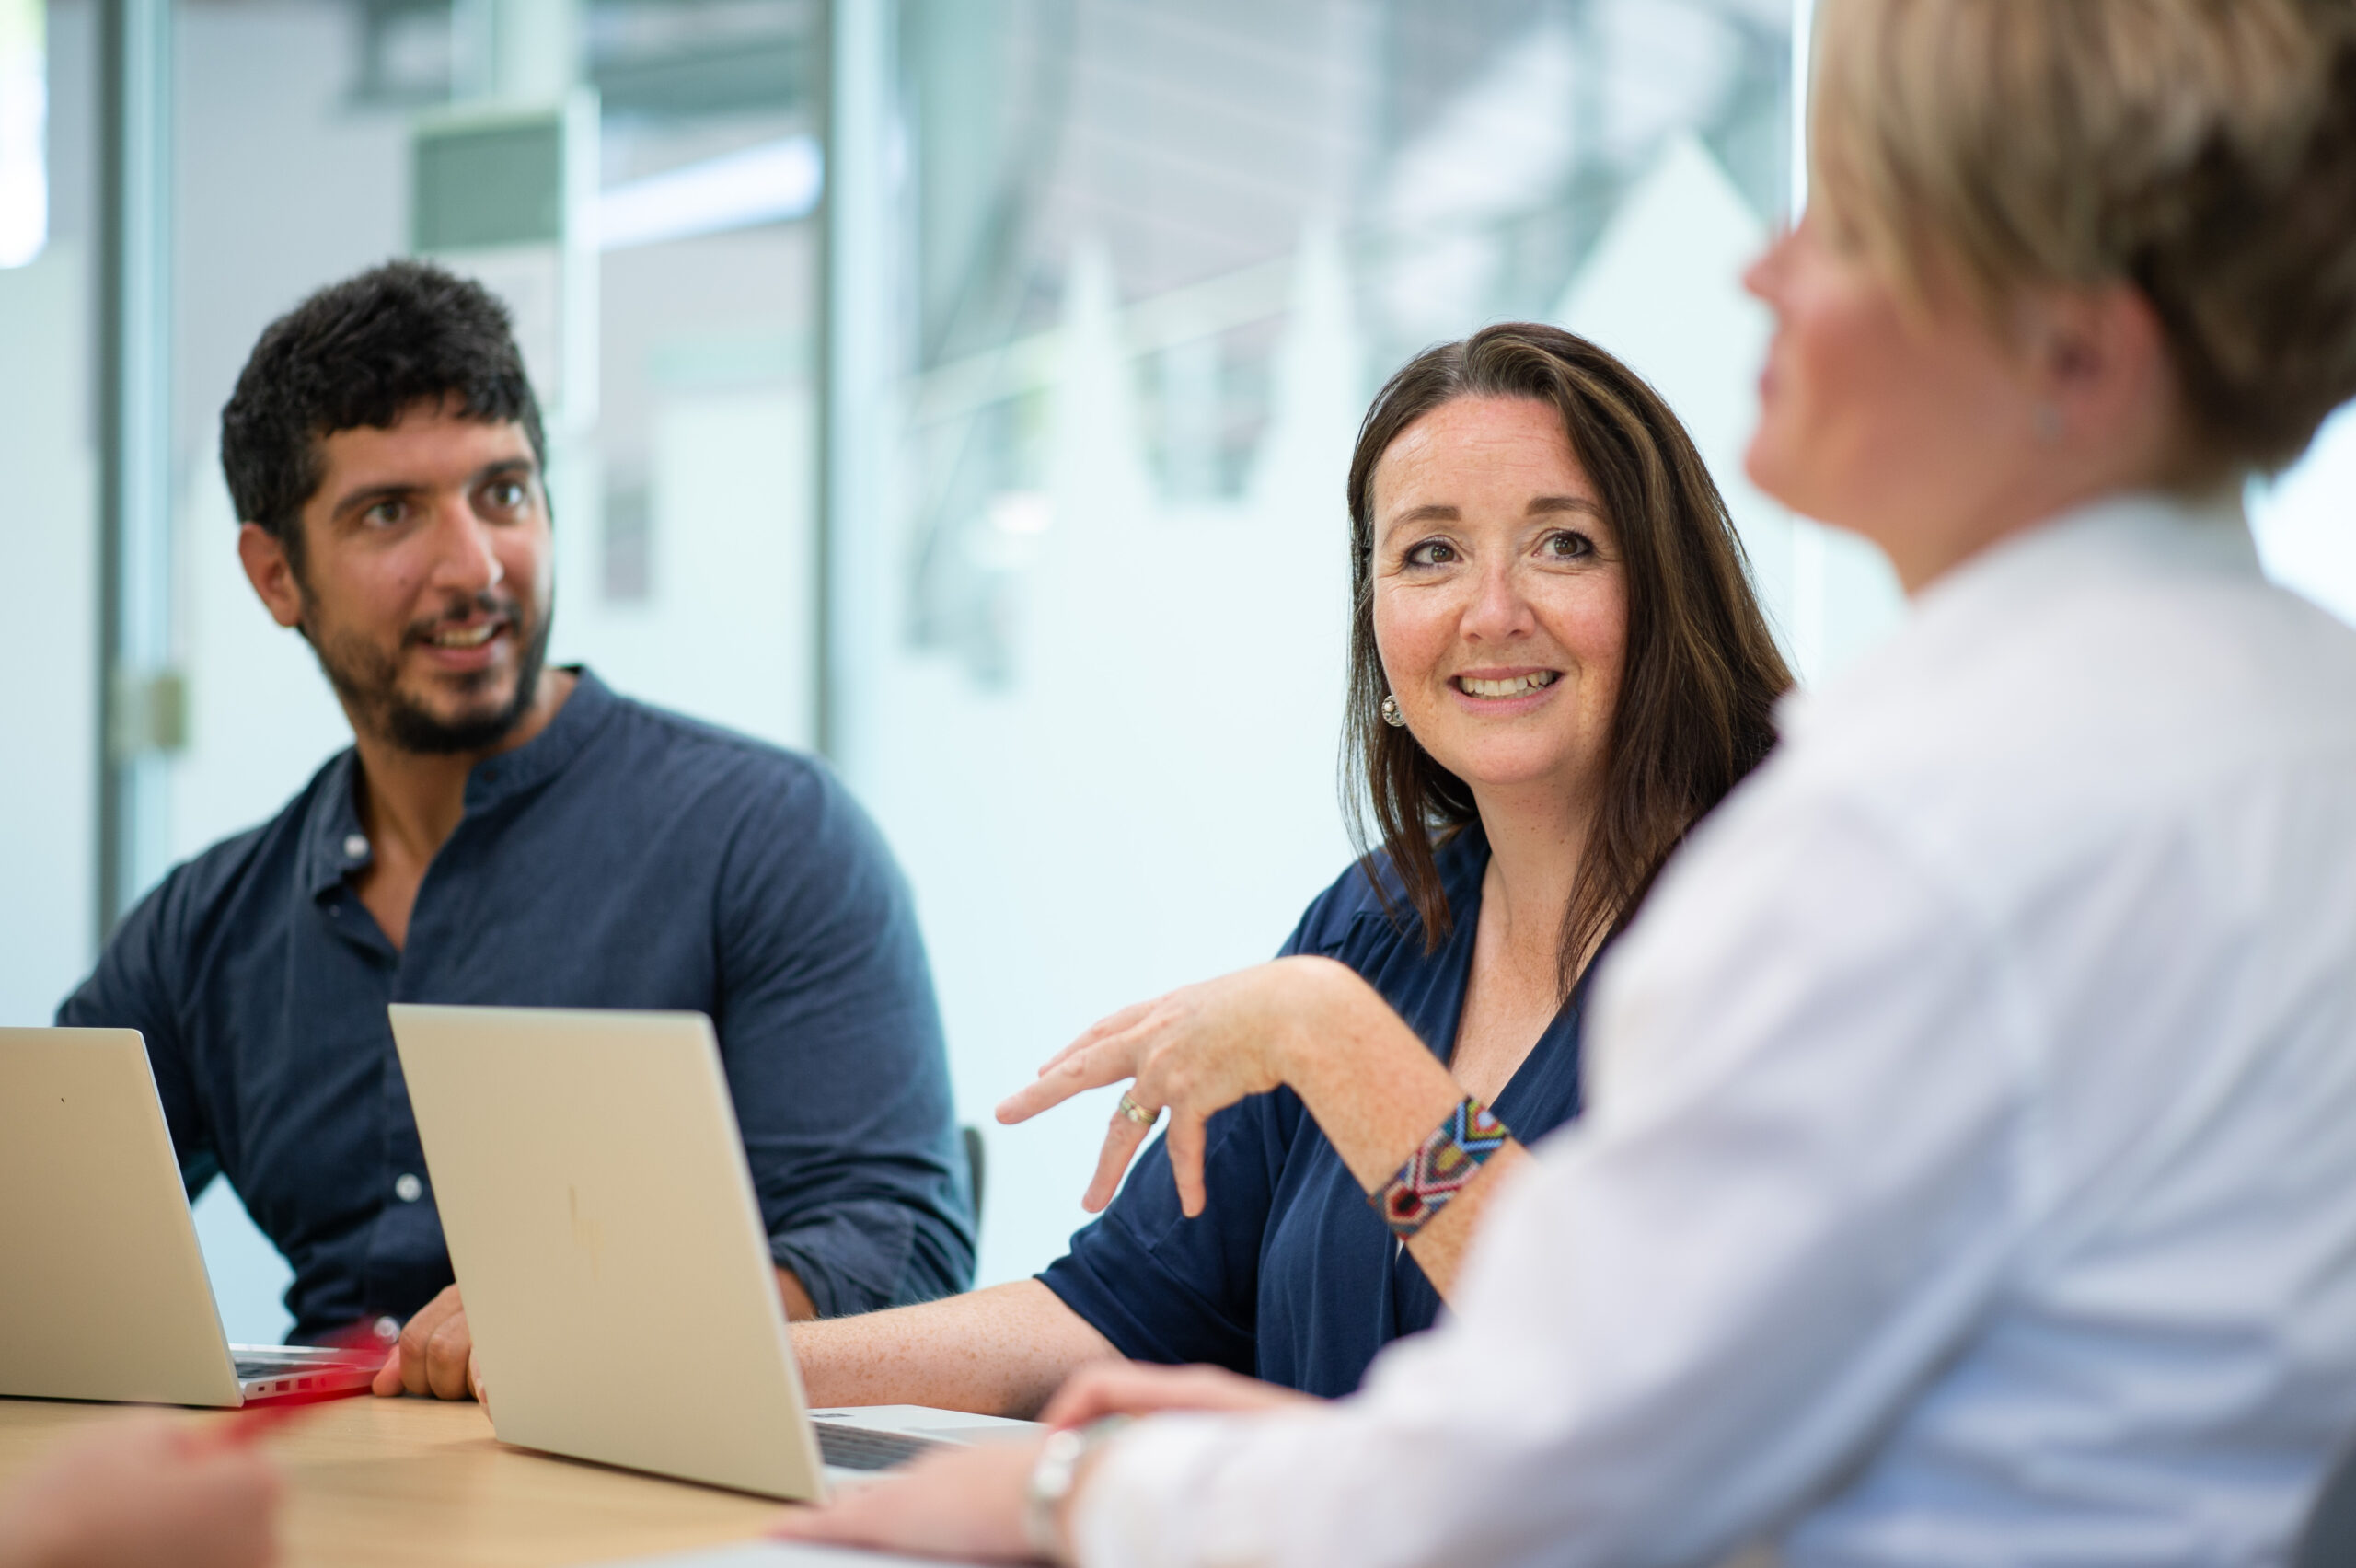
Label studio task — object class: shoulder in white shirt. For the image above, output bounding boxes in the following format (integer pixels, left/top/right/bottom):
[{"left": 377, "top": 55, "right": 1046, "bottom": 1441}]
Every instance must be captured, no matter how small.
[{"left": 1079, "top": 492, "right": 2356, "bottom": 1568}]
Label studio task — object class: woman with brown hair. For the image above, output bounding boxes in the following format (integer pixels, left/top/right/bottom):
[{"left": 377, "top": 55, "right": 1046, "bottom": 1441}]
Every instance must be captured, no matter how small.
[
  {"left": 781, "top": 321, "right": 1789, "bottom": 1412},
  {"left": 783, "top": 0, "right": 2356, "bottom": 1562}
]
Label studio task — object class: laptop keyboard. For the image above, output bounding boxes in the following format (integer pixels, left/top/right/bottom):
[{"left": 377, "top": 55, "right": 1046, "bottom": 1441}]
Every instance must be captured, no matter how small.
[
  {"left": 232, "top": 1349, "right": 362, "bottom": 1386},
  {"left": 814, "top": 1422, "right": 945, "bottom": 1472}
]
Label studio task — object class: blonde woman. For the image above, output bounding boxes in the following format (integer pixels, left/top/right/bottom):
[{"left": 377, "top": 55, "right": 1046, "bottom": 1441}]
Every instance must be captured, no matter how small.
[{"left": 780, "top": 0, "right": 2356, "bottom": 1562}]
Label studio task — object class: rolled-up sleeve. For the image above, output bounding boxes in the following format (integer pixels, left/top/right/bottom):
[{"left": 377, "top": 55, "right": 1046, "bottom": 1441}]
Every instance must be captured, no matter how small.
[{"left": 710, "top": 759, "right": 974, "bottom": 1317}]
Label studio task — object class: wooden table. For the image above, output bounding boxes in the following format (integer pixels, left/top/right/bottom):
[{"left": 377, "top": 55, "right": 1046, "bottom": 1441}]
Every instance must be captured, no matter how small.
[{"left": 0, "top": 1394, "right": 780, "bottom": 1566}]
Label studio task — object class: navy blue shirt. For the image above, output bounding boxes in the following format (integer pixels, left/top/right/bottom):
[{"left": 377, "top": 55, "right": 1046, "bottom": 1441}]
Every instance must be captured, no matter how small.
[
  {"left": 60, "top": 670, "right": 973, "bottom": 1342},
  {"left": 1038, "top": 825, "right": 1589, "bottom": 1398}
]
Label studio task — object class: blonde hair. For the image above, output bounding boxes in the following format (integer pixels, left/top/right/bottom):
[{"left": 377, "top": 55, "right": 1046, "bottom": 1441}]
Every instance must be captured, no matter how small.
[{"left": 1811, "top": 0, "right": 2356, "bottom": 476}]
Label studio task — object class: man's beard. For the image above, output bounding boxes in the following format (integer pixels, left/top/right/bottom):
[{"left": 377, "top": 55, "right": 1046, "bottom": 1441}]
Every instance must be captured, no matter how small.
[{"left": 306, "top": 590, "right": 554, "bottom": 756}]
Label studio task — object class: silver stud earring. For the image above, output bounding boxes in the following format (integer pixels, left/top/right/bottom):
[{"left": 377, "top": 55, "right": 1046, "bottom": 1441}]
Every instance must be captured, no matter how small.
[{"left": 1380, "top": 694, "right": 1406, "bottom": 728}]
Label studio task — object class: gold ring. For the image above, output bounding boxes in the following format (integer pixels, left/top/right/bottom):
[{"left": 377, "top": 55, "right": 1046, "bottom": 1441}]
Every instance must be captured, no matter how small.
[{"left": 1116, "top": 1091, "right": 1157, "bottom": 1127}]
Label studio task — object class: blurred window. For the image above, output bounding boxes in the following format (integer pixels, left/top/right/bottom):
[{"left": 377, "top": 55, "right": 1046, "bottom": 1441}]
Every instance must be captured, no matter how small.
[{"left": 21, "top": 0, "right": 2352, "bottom": 1319}]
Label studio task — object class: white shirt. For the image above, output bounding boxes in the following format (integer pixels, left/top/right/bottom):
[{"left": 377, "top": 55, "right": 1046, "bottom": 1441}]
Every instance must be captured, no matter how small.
[{"left": 1076, "top": 493, "right": 2356, "bottom": 1568}]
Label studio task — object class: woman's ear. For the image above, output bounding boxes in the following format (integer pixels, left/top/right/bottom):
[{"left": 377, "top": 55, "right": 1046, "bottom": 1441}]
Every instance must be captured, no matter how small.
[
  {"left": 2024, "top": 282, "right": 2177, "bottom": 462},
  {"left": 237, "top": 523, "right": 307, "bottom": 630}
]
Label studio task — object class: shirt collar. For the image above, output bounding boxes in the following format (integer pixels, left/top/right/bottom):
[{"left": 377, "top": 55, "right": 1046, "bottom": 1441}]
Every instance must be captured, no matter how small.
[
  {"left": 298, "top": 665, "right": 617, "bottom": 899},
  {"left": 1908, "top": 487, "right": 2257, "bottom": 627},
  {"left": 302, "top": 753, "right": 373, "bottom": 900},
  {"left": 1774, "top": 489, "right": 2256, "bottom": 744}
]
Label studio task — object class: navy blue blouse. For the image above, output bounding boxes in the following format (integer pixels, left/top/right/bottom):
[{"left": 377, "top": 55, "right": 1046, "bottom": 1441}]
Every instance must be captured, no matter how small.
[{"left": 1037, "top": 825, "right": 1590, "bottom": 1398}]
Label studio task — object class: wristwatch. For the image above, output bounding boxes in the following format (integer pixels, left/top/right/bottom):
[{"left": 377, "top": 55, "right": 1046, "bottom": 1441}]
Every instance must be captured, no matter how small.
[{"left": 1024, "top": 1416, "right": 1134, "bottom": 1563}]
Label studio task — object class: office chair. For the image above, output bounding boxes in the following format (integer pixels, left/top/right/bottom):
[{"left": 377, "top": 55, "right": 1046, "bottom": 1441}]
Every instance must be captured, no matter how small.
[
  {"left": 2298, "top": 1435, "right": 2356, "bottom": 1568},
  {"left": 961, "top": 1124, "right": 987, "bottom": 1224}
]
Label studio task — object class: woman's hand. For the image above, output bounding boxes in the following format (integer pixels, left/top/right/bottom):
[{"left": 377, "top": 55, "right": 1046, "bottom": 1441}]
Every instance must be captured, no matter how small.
[
  {"left": 1040, "top": 1361, "right": 1319, "bottom": 1430},
  {"left": 768, "top": 1436, "right": 1041, "bottom": 1562},
  {"left": 1002, "top": 951, "right": 1513, "bottom": 1300},
  {"left": 997, "top": 957, "right": 1367, "bottom": 1216},
  {"left": 772, "top": 1368, "right": 1320, "bottom": 1563}
]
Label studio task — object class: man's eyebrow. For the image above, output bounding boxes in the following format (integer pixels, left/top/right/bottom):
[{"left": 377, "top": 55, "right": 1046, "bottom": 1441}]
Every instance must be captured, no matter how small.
[{"left": 329, "top": 481, "right": 422, "bottom": 523}]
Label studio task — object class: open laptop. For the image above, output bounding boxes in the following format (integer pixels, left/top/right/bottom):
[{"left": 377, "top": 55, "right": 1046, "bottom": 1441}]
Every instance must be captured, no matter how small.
[
  {"left": 0, "top": 1028, "right": 381, "bottom": 1407},
  {"left": 387, "top": 1004, "right": 1035, "bottom": 1501}
]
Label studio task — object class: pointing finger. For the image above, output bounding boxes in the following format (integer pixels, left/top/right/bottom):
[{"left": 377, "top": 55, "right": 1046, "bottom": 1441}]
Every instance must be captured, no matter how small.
[{"left": 997, "top": 1035, "right": 1147, "bottom": 1124}]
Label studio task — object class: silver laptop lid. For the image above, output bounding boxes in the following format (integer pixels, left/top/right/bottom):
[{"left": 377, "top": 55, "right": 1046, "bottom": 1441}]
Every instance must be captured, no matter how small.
[
  {"left": 388, "top": 1004, "right": 828, "bottom": 1499},
  {"left": 0, "top": 1028, "right": 245, "bottom": 1407}
]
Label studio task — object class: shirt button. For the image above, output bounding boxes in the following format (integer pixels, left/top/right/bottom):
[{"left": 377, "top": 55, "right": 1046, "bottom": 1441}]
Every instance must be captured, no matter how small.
[
  {"left": 374, "top": 1315, "right": 400, "bottom": 1341},
  {"left": 393, "top": 1172, "right": 423, "bottom": 1203},
  {"left": 343, "top": 834, "right": 369, "bottom": 859}
]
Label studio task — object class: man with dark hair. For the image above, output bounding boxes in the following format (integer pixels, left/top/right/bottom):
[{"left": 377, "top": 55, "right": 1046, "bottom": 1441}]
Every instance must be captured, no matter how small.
[{"left": 59, "top": 260, "right": 974, "bottom": 1396}]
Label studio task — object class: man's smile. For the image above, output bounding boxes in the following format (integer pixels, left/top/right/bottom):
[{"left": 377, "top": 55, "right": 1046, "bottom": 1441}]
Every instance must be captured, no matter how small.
[
  {"left": 404, "top": 604, "right": 519, "bottom": 676},
  {"left": 423, "top": 620, "right": 500, "bottom": 650}
]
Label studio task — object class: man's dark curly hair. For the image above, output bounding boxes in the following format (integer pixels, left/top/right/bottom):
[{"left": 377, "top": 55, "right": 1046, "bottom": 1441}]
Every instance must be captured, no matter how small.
[{"left": 220, "top": 259, "right": 547, "bottom": 578}]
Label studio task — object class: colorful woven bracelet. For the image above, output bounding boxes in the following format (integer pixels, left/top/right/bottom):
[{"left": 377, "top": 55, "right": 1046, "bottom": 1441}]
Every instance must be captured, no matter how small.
[{"left": 1367, "top": 1097, "right": 1510, "bottom": 1239}]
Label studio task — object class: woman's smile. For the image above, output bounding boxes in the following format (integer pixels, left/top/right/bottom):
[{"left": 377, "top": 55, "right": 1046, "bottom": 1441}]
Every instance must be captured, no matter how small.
[{"left": 1449, "top": 667, "right": 1563, "bottom": 709}]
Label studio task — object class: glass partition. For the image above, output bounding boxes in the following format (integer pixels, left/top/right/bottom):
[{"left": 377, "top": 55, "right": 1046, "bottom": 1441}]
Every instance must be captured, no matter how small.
[
  {"left": 0, "top": 0, "right": 98, "bottom": 1032},
  {"left": 147, "top": 0, "right": 824, "bottom": 1339}
]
